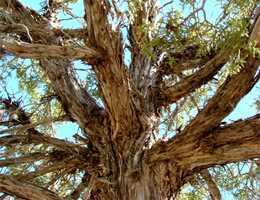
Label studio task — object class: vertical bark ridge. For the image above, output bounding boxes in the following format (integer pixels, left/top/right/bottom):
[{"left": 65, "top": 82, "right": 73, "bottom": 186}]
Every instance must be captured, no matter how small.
[{"left": 84, "top": 0, "right": 140, "bottom": 138}]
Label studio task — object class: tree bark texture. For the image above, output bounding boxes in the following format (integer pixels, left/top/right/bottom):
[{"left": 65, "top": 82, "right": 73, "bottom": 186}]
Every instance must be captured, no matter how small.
[{"left": 0, "top": 0, "right": 259, "bottom": 199}]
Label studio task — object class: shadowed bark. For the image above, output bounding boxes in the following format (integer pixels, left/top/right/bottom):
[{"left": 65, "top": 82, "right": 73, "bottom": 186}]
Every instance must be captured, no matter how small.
[
  {"left": 0, "top": 0, "right": 259, "bottom": 199},
  {"left": 0, "top": 174, "right": 63, "bottom": 200}
]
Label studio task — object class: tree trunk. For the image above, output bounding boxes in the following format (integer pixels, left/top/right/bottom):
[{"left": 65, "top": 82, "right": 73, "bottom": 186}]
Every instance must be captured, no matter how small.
[{"left": 0, "top": 0, "right": 259, "bottom": 199}]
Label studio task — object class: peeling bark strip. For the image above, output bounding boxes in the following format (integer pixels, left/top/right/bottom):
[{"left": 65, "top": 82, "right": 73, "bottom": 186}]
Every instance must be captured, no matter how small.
[
  {"left": 0, "top": 40, "right": 100, "bottom": 60},
  {"left": 0, "top": 0, "right": 259, "bottom": 199},
  {"left": 84, "top": 0, "right": 135, "bottom": 134},
  {"left": 0, "top": 174, "right": 63, "bottom": 200},
  {"left": 0, "top": 134, "right": 86, "bottom": 154}
]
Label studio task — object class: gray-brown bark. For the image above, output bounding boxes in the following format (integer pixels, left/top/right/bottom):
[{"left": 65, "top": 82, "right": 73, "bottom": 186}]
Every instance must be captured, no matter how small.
[
  {"left": 0, "top": 0, "right": 259, "bottom": 199},
  {"left": 0, "top": 174, "right": 62, "bottom": 200}
]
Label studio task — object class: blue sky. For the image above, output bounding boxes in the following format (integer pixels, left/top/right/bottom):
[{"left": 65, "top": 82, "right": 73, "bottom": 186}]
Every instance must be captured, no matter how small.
[
  {"left": 10, "top": 0, "right": 258, "bottom": 139},
  {"left": 0, "top": 0, "right": 258, "bottom": 199}
]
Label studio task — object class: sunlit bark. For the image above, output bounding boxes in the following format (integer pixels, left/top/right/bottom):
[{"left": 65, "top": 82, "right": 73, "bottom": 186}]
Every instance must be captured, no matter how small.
[{"left": 0, "top": 0, "right": 259, "bottom": 199}]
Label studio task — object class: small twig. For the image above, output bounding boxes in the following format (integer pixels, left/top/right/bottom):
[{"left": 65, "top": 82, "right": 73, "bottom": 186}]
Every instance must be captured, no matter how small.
[{"left": 159, "top": 0, "right": 173, "bottom": 10}]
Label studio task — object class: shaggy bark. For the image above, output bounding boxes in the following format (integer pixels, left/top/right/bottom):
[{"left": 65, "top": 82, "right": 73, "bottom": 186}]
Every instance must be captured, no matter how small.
[
  {"left": 0, "top": 0, "right": 259, "bottom": 199},
  {"left": 0, "top": 40, "right": 100, "bottom": 60},
  {"left": 0, "top": 174, "right": 62, "bottom": 200}
]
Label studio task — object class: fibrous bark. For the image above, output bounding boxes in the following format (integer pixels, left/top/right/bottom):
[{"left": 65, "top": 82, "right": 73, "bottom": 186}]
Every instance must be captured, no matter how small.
[{"left": 0, "top": 0, "right": 259, "bottom": 199}]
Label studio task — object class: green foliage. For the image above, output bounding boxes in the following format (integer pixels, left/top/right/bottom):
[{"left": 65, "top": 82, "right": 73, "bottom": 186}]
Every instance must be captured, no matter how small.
[
  {"left": 180, "top": 184, "right": 206, "bottom": 200},
  {"left": 179, "top": 161, "right": 260, "bottom": 200},
  {"left": 141, "top": 0, "right": 258, "bottom": 68},
  {"left": 211, "top": 162, "right": 260, "bottom": 200},
  {"left": 0, "top": 0, "right": 259, "bottom": 199},
  {"left": 125, "top": 0, "right": 142, "bottom": 24}
]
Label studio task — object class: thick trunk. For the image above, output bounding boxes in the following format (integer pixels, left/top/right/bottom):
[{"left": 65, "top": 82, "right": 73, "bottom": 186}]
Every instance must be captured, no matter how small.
[
  {"left": 0, "top": 1, "right": 259, "bottom": 199},
  {"left": 89, "top": 154, "right": 183, "bottom": 200},
  {"left": 88, "top": 114, "right": 260, "bottom": 200}
]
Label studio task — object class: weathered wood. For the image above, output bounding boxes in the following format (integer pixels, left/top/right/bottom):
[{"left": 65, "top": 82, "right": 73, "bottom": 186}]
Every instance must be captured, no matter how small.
[
  {"left": 0, "top": 0, "right": 259, "bottom": 199},
  {"left": 0, "top": 174, "right": 63, "bottom": 200}
]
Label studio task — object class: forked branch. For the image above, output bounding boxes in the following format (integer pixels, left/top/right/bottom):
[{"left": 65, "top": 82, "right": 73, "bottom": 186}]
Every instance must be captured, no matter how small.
[{"left": 157, "top": 52, "right": 229, "bottom": 105}]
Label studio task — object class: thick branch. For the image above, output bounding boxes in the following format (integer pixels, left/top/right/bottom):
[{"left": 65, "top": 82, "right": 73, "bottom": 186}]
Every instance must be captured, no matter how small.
[
  {"left": 0, "top": 40, "right": 100, "bottom": 60},
  {"left": 151, "top": 12, "right": 260, "bottom": 159},
  {"left": 180, "top": 114, "right": 260, "bottom": 169},
  {"left": 1, "top": 0, "right": 105, "bottom": 138},
  {"left": 17, "top": 156, "right": 89, "bottom": 181},
  {"left": 83, "top": 0, "right": 141, "bottom": 138},
  {"left": 149, "top": 114, "right": 259, "bottom": 197},
  {"left": 0, "top": 174, "right": 63, "bottom": 200},
  {"left": 0, "top": 0, "right": 43, "bottom": 25},
  {"left": 1, "top": 0, "right": 105, "bottom": 139},
  {"left": 0, "top": 24, "right": 87, "bottom": 40},
  {"left": 40, "top": 59, "right": 104, "bottom": 139},
  {"left": 151, "top": 54, "right": 259, "bottom": 161},
  {"left": 129, "top": 0, "right": 159, "bottom": 94},
  {"left": 151, "top": 112, "right": 260, "bottom": 163},
  {"left": 158, "top": 52, "right": 229, "bottom": 105},
  {"left": 158, "top": 45, "right": 216, "bottom": 76},
  {"left": 0, "top": 152, "right": 52, "bottom": 167},
  {"left": 83, "top": 0, "right": 113, "bottom": 49},
  {"left": 0, "top": 134, "right": 86, "bottom": 154},
  {"left": 155, "top": 5, "right": 260, "bottom": 107},
  {"left": 180, "top": 55, "right": 259, "bottom": 138}
]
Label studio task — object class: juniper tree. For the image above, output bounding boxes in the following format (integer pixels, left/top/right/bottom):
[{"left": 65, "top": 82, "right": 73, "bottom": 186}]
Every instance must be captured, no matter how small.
[{"left": 0, "top": 0, "right": 259, "bottom": 199}]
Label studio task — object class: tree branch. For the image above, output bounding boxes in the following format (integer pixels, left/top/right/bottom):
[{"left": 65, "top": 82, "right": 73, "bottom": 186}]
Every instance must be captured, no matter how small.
[
  {"left": 154, "top": 4, "right": 260, "bottom": 108},
  {"left": 0, "top": 0, "right": 42, "bottom": 25},
  {"left": 0, "top": 40, "right": 100, "bottom": 60},
  {"left": 83, "top": 0, "right": 114, "bottom": 49},
  {"left": 0, "top": 115, "right": 69, "bottom": 135},
  {"left": 151, "top": 11, "right": 260, "bottom": 159},
  {"left": 186, "top": 114, "right": 260, "bottom": 170},
  {"left": 0, "top": 152, "right": 52, "bottom": 167},
  {"left": 1, "top": 0, "right": 105, "bottom": 140},
  {"left": 16, "top": 156, "right": 89, "bottom": 182},
  {"left": 128, "top": 0, "right": 159, "bottom": 93},
  {"left": 200, "top": 170, "right": 223, "bottom": 200},
  {"left": 83, "top": 0, "right": 141, "bottom": 140},
  {"left": 0, "top": 23, "right": 87, "bottom": 40},
  {"left": 157, "top": 51, "right": 229, "bottom": 105},
  {"left": 65, "top": 173, "right": 90, "bottom": 200},
  {"left": 0, "top": 134, "right": 86, "bottom": 154},
  {"left": 0, "top": 174, "right": 63, "bottom": 200},
  {"left": 39, "top": 59, "right": 104, "bottom": 145},
  {"left": 151, "top": 113, "right": 260, "bottom": 163},
  {"left": 158, "top": 45, "right": 216, "bottom": 76}
]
